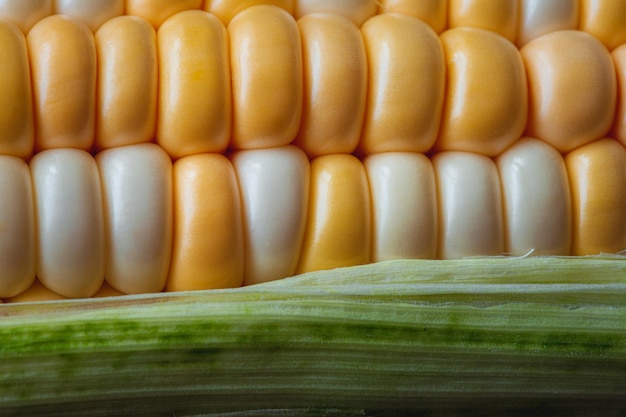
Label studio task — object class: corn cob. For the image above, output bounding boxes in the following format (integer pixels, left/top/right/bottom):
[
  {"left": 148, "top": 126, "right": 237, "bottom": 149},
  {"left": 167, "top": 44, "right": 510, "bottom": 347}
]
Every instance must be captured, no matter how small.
[{"left": 0, "top": 0, "right": 625, "bottom": 414}]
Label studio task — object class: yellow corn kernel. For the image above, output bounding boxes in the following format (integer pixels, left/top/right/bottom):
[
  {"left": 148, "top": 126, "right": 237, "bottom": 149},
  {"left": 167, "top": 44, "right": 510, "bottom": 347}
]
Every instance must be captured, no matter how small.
[
  {"left": 229, "top": 5, "right": 302, "bottom": 150},
  {"left": 294, "top": 0, "right": 377, "bottom": 26},
  {"left": 611, "top": 44, "right": 626, "bottom": 146},
  {"left": 167, "top": 154, "right": 244, "bottom": 291},
  {"left": 0, "top": 0, "right": 52, "bottom": 34},
  {"left": 364, "top": 152, "right": 438, "bottom": 262},
  {"left": 566, "top": 139, "right": 626, "bottom": 256},
  {"left": 448, "top": 0, "right": 518, "bottom": 43},
  {"left": 0, "top": 20, "right": 33, "bottom": 159},
  {"left": 296, "top": 154, "right": 371, "bottom": 274},
  {"left": 295, "top": 13, "right": 367, "bottom": 157},
  {"left": 92, "top": 282, "right": 125, "bottom": 298},
  {"left": 95, "top": 16, "right": 157, "bottom": 150},
  {"left": 30, "top": 149, "right": 105, "bottom": 298},
  {"left": 433, "top": 151, "right": 504, "bottom": 259},
  {"left": 522, "top": 30, "right": 616, "bottom": 153},
  {"left": 377, "top": 0, "right": 447, "bottom": 34},
  {"left": 204, "top": 0, "right": 294, "bottom": 25},
  {"left": 517, "top": 0, "right": 578, "bottom": 47},
  {"left": 580, "top": 0, "right": 626, "bottom": 51},
  {"left": 497, "top": 137, "right": 572, "bottom": 256},
  {"left": 360, "top": 13, "right": 445, "bottom": 155},
  {"left": 435, "top": 27, "right": 527, "bottom": 156},
  {"left": 0, "top": 156, "right": 35, "bottom": 298},
  {"left": 27, "top": 15, "right": 96, "bottom": 151},
  {"left": 4, "top": 280, "right": 65, "bottom": 303},
  {"left": 96, "top": 144, "right": 173, "bottom": 295},
  {"left": 232, "top": 146, "right": 309, "bottom": 285},
  {"left": 54, "top": 0, "right": 124, "bottom": 32},
  {"left": 125, "top": 0, "right": 203, "bottom": 29},
  {"left": 157, "top": 10, "right": 231, "bottom": 158}
]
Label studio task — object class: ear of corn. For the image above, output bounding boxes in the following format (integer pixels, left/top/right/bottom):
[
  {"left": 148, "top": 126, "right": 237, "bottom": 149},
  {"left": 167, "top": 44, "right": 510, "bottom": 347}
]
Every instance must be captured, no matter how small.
[{"left": 1, "top": 1, "right": 626, "bottom": 414}]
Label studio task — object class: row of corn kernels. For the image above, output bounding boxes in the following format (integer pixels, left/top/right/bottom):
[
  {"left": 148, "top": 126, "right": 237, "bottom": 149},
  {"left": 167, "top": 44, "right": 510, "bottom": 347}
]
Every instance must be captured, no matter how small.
[
  {"left": 2, "top": 135, "right": 626, "bottom": 301},
  {"left": 1, "top": 1, "right": 626, "bottom": 302},
  {"left": 0, "top": 5, "right": 624, "bottom": 160},
  {"left": 2, "top": 0, "right": 626, "bottom": 50}
]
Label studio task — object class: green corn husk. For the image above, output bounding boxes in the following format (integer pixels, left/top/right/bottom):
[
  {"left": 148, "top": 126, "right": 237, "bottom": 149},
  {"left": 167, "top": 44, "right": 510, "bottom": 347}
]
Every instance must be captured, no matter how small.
[{"left": 1, "top": 256, "right": 625, "bottom": 416}]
